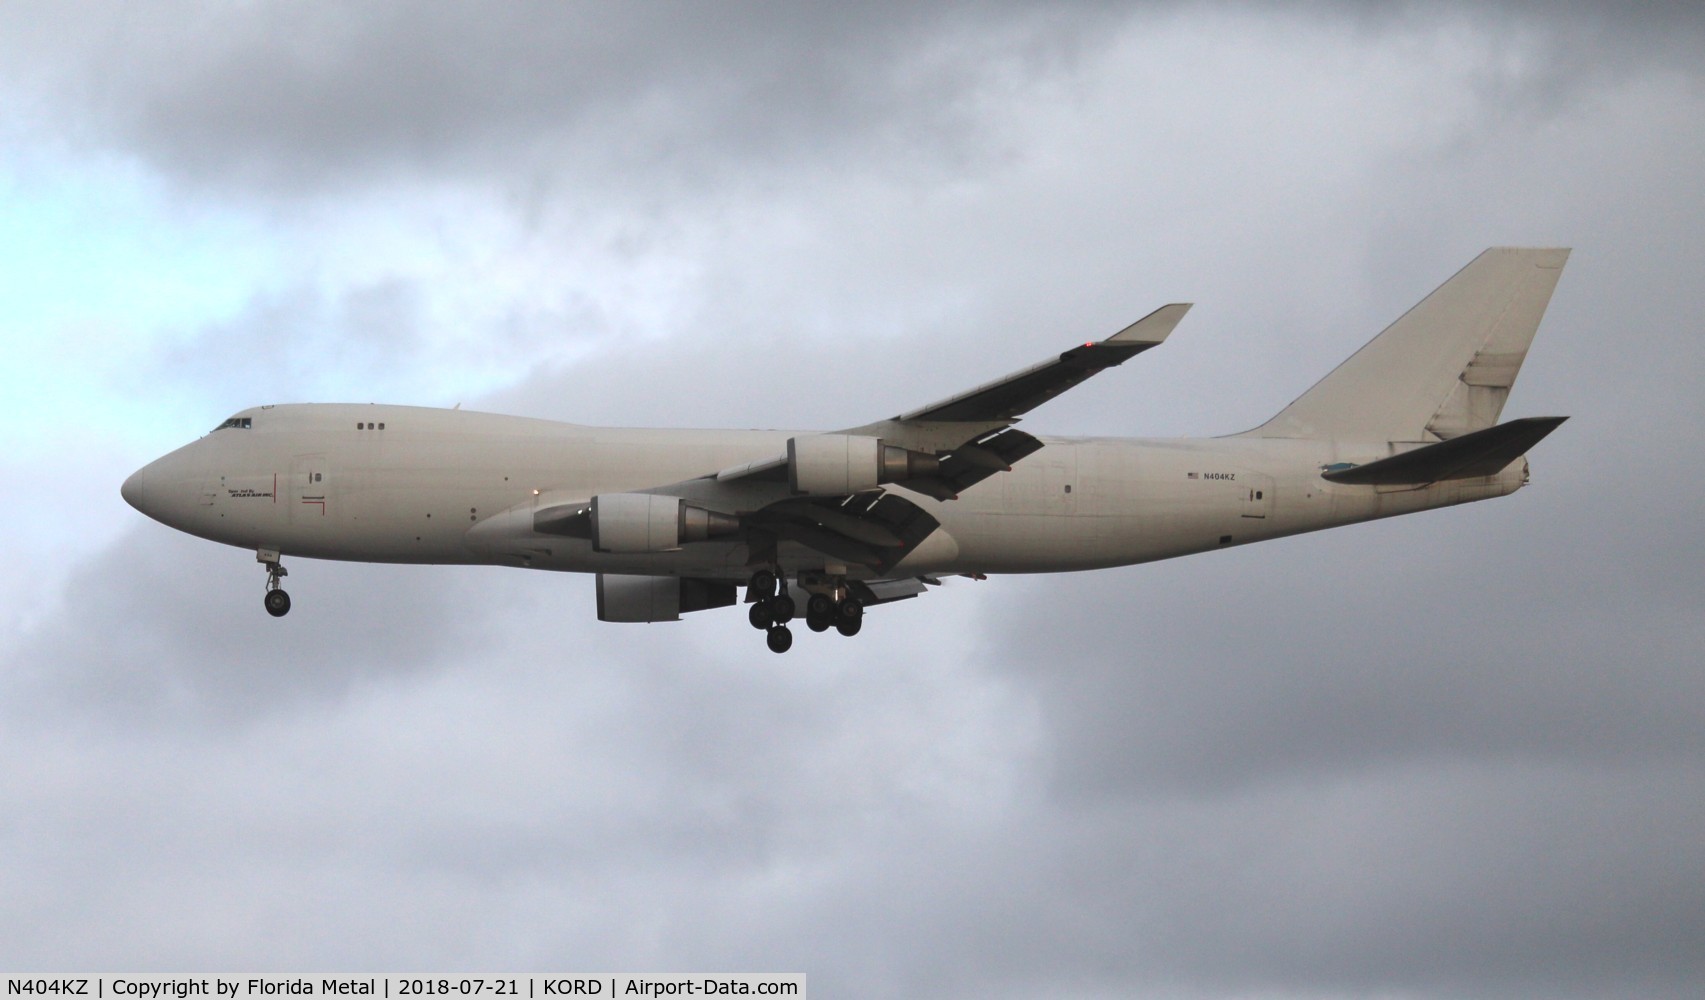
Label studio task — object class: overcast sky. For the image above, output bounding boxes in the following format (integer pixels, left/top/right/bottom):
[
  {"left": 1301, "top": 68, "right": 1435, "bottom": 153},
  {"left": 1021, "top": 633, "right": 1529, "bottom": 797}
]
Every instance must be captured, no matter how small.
[{"left": 2, "top": 2, "right": 1703, "bottom": 996}]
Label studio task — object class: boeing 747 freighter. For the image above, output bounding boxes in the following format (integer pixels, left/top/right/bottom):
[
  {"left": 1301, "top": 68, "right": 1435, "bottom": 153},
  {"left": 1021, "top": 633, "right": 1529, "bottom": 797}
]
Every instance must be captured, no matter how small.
[{"left": 123, "top": 248, "right": 1570, "bottom": 652}]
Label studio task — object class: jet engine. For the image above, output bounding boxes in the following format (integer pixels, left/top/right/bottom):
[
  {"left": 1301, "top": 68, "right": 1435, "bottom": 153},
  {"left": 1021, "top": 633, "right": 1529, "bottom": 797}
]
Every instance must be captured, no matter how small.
[
  {"left": 596, "top": 574, "right": 737, "bottom": 622},
  {"left": 590, "top": 493, "right": 740, "bottom": 553},
  {"left": 787, "top": 434, "right": 939, "bottom": 495}
]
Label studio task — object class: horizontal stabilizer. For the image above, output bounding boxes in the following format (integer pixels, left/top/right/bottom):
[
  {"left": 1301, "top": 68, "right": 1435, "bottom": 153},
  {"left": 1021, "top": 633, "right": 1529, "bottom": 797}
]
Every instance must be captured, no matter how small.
[{"left": 1322, "top": 416, "right": 1568, "bottom": 485}]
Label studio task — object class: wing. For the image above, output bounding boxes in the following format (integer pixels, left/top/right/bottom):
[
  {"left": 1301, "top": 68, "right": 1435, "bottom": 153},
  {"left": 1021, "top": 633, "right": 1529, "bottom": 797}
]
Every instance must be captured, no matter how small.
[
  {"left": 888, "top": 302, "right": 1191, "bottom": 423},
  {"left": 576, "top": 303, "right": 1189, "bottom": 573},
  {"left": 830, "top": 302, "right": 1190, "bottom": 500},
  {"left": 718, "top": 302, "right": 1190, "bottom": 494}
]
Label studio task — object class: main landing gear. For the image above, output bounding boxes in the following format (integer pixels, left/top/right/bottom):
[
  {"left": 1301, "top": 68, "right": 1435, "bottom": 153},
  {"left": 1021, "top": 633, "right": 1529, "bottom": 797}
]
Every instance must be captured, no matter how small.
[
  {"left": 746, "top": 569, "right": 792, "bottom": 653},
  {"left": 259, "top": 548, "right": 291, "bottom": 618},
  {"left": 805, "top": 593, "right": 862, "bottom": 636},
  {"left": 747, "top": 569, "right": 864, "bottom": 653}
]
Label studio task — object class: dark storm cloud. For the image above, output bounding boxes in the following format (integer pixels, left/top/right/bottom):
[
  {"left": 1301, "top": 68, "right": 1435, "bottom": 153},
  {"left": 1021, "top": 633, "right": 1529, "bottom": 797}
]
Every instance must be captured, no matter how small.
[
  {"left": 1029, "top": 765, "right": 1705, "bottom": 999},
  {"left": 4, "top": 0, "right": 1700, "bottom": 202},
  {"left": 3, "top": 1, "right": 1121, "bottom": 195},
  {"left": 991, "top": 504, "right": 1705, "bottom": 797}
]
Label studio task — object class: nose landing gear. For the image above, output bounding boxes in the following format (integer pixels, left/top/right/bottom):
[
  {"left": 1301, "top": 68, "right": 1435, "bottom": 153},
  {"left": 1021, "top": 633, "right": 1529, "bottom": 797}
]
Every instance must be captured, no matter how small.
[{"left": 259, "top": 548, "right": 290, "bottom": 618}]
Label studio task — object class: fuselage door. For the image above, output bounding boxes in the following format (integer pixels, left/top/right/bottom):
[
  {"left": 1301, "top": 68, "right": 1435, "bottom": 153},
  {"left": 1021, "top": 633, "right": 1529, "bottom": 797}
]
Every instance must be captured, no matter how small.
[
  {"left": 291, "top": 454, "right": 328, "bottom": 522},
  {"left": 1241, "top": 473, "right": 1274, "bottom": 519}
]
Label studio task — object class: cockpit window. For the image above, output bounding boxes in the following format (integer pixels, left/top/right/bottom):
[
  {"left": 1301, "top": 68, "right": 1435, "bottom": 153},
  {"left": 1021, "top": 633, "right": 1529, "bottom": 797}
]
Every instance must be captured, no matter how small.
[{"left": 211, "top": 416, "right": 253, "bottom": 432}]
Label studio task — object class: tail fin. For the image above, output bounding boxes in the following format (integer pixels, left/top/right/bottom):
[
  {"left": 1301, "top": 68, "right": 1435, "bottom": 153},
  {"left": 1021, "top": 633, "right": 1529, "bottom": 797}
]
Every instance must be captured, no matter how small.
[{"left": 1241, "top": 247, "right": 1569, "bottom": 441}]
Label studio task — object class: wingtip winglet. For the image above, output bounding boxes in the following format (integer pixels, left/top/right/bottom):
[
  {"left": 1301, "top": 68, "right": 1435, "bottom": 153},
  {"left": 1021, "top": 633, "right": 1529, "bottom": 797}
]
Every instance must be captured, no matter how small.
[{"left": 1106, "top": 302, "right": 1192, "bottom": 346}]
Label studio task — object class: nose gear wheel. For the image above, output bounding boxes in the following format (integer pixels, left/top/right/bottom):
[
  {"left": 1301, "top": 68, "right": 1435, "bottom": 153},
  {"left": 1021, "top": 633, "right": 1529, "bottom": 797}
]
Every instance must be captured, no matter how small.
[{"left": 260, "top": 553, "right": 291, "bottom": 618}]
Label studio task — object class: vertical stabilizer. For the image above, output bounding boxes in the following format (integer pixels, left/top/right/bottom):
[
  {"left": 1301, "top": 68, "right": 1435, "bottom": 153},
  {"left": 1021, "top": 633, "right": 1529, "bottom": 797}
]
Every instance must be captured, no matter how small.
[{"left": 1241, "top": 247, "right": 1569, "bottom": 441}]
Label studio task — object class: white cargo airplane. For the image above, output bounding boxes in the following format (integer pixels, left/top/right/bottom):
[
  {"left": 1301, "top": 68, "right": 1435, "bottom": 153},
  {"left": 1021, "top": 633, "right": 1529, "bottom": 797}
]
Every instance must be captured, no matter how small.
[{"left": 123, "top": 248, "right": 1569, "bottom": 652}]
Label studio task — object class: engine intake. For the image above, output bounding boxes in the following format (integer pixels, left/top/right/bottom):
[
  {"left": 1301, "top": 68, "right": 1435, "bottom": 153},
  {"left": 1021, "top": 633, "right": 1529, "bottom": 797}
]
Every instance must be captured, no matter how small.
[{"left": 787, "top": 434, "right": 939, "bottom": 495}]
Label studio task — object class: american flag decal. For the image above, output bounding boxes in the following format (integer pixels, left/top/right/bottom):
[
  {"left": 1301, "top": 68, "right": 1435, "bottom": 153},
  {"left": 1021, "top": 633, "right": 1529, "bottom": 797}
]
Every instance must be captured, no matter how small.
[{"left": 1187, "top": 472, "right": 1199, "bottom": 479}]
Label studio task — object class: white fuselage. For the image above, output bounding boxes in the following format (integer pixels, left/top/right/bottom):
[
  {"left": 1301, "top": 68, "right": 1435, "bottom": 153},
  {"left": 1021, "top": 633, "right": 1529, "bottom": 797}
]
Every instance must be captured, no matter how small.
[{"left": 122, "top": 403, "right": 1525, "bottom": 581}]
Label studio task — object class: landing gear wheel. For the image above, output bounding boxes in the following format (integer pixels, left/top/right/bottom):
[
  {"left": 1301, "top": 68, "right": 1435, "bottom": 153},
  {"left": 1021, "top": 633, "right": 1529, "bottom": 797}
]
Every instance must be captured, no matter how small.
[
  {"left": 766, "top": 625, "right": 793, "bottom": 654},
  {"left": 805, "top": 593, "right": 834, "bottom": 632},
  {"left": 770, "top": 593, "right": 796, "bottom": 624},
  {"left": 834, "top": 597, "right": 863, "bottom": 637},
  {"left": 260, "top": 551, "right": 290, "bottom": 618},
  {"left": 748, "top": 600, "right": 773, "bottom": 630},
  {"left": 749, "top": 570, "right": 777, "bottom": 599}
]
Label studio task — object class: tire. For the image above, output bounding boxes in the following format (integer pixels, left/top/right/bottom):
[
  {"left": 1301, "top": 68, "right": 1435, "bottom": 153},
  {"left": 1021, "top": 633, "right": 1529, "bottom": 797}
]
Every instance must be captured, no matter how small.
[
  {"left": 770, "top": 594, "right": 796, "bottom": 624},
  {"left": 806, "top": 613, "right": 831, "bottom": 633},
  {"left": 750, "top": 570, "right": 777, "bottom": 598},
  {"left": 766, "top": 625, "right": 794, "bottom": 653},
  {"left": 834, "top": 615, "right": 862, "bottom": 637},
  {"left": 264, "top": 589, "right": 291, "bottom": 618},
  {"left": 836, "top": 598, "right": 863, "bottom": 623},
  {"left": 807, "top": 593, "right": 834, "bottom": 619},
  {"left": 748, "top": 599, "right": 773, "bottom": 630}
]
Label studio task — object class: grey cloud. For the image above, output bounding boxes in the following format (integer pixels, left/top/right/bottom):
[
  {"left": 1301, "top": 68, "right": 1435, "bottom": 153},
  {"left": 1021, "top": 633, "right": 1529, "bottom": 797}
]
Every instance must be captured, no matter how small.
[
  {"left": 0, "top": 528, "right": 1039, "bottom": 983},
  {"left": 6, "top": 1, "right": 1699, "bottom": 202},
  {"left": 1040, "top": 764, "right": 1705, "bottom": 999},
  {"left": 3, "top": 2, "right": 1118, "bottom": 197},
  {"left": 4, "top": 526, "right": 488, "bottom": 727},
  {"left": 989, "top": 502, "right": 1705, "bottom": 800},
  {"left": 134, "top": 274, "right": 606, "bottom": 413},
  {"left": 148, "top": 280, "right": 426, "bottom": 402}
]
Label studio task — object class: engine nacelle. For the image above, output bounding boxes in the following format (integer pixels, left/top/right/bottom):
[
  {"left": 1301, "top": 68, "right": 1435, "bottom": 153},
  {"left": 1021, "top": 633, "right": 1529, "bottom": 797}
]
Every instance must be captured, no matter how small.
[
  {"left": 590, "top": 493, "right": 740, "bottom": 553},
  {"left": 596, "top": 574, "right": 737, "bottom": 623},
  {"left": 679, "top": 504, "right": 742, "bottom": 543},
  {"left": 787, "top": 434, "right": 939, "bottom": 495}
]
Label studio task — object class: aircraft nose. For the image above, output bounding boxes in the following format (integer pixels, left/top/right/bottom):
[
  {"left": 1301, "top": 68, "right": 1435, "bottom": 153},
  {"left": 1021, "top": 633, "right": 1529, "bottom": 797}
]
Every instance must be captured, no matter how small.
[{"left": 121, "top": 466, "right": 149, "bottom": 512}]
